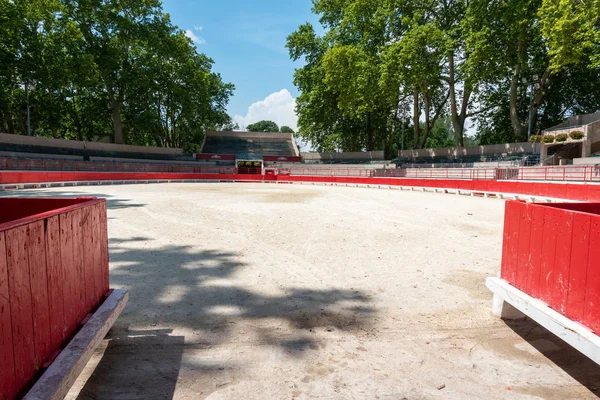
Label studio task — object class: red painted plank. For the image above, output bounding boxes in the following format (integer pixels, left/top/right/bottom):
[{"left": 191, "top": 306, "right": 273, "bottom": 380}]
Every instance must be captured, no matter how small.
[
  {"left": 81, "top": 207, "right": 96, "bottom": 311},
  {"left": 99, "top": 203, "right": 110, "bottom": 292},
  {"left": 0, "top": 232, "right": 17, "bottom": 400},
  {"left": 502, "top": 201, "right": 522, "bottom": 285},
  {"left": 6, "top": 225, "right": 36, "bottom": 393},
  {"left": 91, "top": 204, "right": 104, "bottom": 305},
  {"left": 500, "top": 202, "right": 513, "bottom": 281},
  {"left": 27, "top": 220, "right": 52, "bottom": 369},
  {"left": 515, "top": 203, "right": 533, "bottom": 290},
  {"left": 539, "top": 207, "right": 559, "bottom": 305},
  {"left": 566, "top": 213, "right": 591, "bottom": 323},
  {"left": 59, "top": 212, "right": 77, "bottom": 336},
  {"left": 526, "top": 205, "right": 546, "bottom": 298},
  {"left": 71, "top": 209, "right": 87, "bottom": 325},
  {"left": 45, "top": 215, "right": 66, "bottom": 351},
  {"left": 552, "top": 211, "right": 574, "bottom": 314},
  {"left": 584, "top": 216, "right": 600, "bottom": 333}
]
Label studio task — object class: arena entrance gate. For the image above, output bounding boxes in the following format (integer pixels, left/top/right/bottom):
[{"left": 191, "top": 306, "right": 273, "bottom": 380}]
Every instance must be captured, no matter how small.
[{"left": 237, "top": 160, "right": 263, "bottom": 175}]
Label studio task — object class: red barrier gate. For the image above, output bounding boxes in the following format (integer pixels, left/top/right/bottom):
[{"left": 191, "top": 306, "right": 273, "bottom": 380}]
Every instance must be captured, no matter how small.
[
  {"left": 500, "top": 201, "right": 600, "bottom": 333},
  {"left": 0, "top": 197, "right": 109, "bottom": 399}
]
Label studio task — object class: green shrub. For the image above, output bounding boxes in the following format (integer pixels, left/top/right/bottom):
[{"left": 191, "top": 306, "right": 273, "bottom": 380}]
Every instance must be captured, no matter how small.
[
  {"left": 570, "top": 130, "right": 585, "bottom": 140},
  {"left": 555, "top": 133, "right": 569, "bottom": 142},
  {"left": 542, "top": 135, "right": 556, "bottom": 144},
  {"left": 529, "top": 135, "right": 542, "bottom": 143}
]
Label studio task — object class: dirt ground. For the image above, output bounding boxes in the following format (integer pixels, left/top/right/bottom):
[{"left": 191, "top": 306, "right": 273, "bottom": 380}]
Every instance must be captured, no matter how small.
[{"left": 5, "top": 183, "right": 599, "bottom": 399}]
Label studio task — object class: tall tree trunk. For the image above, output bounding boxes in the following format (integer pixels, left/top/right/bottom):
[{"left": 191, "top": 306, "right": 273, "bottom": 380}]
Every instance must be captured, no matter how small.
[
  {"left": 365, "top": 112, "right": 376, "bottom": 151},
  {"left": 421, "top": 92, "right": 431, "bottom": 149},
  {"left": 109, "top": 97, "right": 124, "bottom": 144},
  {"left": 413, "top": 87, "right": 420, "bottom": 148},
  {"left": 448, "top": 52, "right": 470, "bottom": 147},
  {"left": 509, "top": 41, "right": 528, "bottom": 141}
]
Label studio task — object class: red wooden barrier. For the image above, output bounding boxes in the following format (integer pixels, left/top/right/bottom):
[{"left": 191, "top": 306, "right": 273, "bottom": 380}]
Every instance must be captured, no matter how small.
[
  {"left": 0, "top": 198, "right": 109, "bottom": 399},
  {"left": 500, "top": 201, "right": 600, "bottom": 333},
  {"left": 2, "top": 170, "right": 600, "bottom": 202}
]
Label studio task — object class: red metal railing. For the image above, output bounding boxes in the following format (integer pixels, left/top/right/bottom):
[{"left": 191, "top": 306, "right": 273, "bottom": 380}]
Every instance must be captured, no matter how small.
[{"left": 284, "top": 165, "right": 600, "bottom": 183}]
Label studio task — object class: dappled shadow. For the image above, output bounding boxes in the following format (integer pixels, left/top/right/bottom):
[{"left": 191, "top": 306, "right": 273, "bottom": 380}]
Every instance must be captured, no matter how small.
[
  {"left": 505, "top": 319, "right": 600, "bottom": 396},
  {"left": 108, "top": 237, "right": 376, "bottom": 344},
  {"left": 0, "top": 188, "right": 145, "bottom": 210},
  {"left": 76, "top": 329, "right": 185, "bottom": 400},
  {"left": 87, "top": 237, "right": 377, "bottom": 397}
]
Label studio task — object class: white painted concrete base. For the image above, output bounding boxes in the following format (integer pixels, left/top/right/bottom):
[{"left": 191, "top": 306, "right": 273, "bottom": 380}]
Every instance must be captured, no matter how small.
[
  {"left": 24, "top": 289, "right": 128, "bottom": 400},
  {"left": 486, "top": 277, "right": 600, "bottom": 366}
]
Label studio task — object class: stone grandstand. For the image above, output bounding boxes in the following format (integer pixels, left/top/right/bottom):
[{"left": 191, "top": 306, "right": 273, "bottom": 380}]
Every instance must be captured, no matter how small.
[{"left": 200, "top": 131, "right": 299, "bottom": 160}]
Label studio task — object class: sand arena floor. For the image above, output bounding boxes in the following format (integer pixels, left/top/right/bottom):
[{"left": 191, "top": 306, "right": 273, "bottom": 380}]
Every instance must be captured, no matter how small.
[{"left": 4, "top": 183, "right": 599, "bottom": 399}]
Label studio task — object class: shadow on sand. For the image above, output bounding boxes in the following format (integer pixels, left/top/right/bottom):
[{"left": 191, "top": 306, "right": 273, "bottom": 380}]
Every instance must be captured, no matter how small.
[{"left": 73, "top": 237, "right": 376, "bottom": 399}]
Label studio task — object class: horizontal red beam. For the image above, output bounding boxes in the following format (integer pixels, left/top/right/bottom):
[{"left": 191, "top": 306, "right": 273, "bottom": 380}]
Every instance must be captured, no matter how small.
[
  {"left": 263, "top": 156, "right": 302, "bottom": 163},
  {"left": 196, "top": 154, "right": 236, "bottom": 161}
]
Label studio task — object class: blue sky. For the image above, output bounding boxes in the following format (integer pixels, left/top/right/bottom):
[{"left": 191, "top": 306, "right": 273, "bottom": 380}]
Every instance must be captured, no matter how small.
[{"left": 162, "top": 0, "right": 320, "bottom": 130}]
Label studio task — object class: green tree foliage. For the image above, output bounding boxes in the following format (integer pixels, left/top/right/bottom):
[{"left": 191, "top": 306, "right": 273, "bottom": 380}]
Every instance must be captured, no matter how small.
[
  {"left": 247, "top": 120, "right": 279, "bottom": 132},
  {"left": 539, "top": 0, "right": 600, "bottom": 71},
  {"left": 289, "top": 0, "right": 599, "bottom": 153},
  {"left": 279, "top": 125, "right": 294, "bottom": 133},
  {"left": 0, "top": 0, "right": 234, "bottom": 149}
]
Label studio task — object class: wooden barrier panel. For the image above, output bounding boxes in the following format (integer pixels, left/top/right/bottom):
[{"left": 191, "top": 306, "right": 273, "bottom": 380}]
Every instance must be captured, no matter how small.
[
  {"left": 0, "top": 198, "right": 109, "bottom": 399},
  {"left": 500, "top": 201, "right": 600, "bottom": 333}
]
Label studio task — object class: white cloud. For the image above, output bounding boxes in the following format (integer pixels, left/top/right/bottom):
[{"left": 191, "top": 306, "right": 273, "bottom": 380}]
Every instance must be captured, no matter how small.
[
  {"left": 184, "top": 29, "right": 205, "bottom": 45},
  {"left": 234, "top": 89, "right": 298, "bottom": 132},
  {"left": 194, "top": 25, "right": 203, "bottom": 31}
]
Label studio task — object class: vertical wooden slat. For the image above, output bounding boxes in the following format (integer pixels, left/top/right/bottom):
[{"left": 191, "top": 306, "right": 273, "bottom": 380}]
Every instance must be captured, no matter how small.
[
  {"left": 552, "top": 212, "right": 574, "bottom": 314},
  {"left": 500, "top": 201, "right": 513, "bottom": 281},
  {"left": 59, "top": 213, "right": 77, "bottom": 336},
  {"left": 584, "top": 216, "right": 600, "bottom": 333},
  {"left": 27, "top": 220, "right": 52, "bottom": 368},
  {"left": 502, "top": 201, "right": 522, "bottom": 285},
  {"left": 81, "top": 207, "right": 96, "bottom": 311},
  {"left": 6, "top": 225, "right": 36, "bottom": 393},
  {"left": 539, "top": 207, "right": 559, "bottom": 305},
  {"left": 0, "top": 232, "right": 17, "bottom": 400},
  {"left": 45, "top": 215, "right": 66, "bottom": 351},
  {"left": 99, "top": 202, "right": 110, "bottom": 293},
  {"left": 566, "top": 213, "right": 591, "bottom": 323},
  {"left": 71, "top": 209, "right": 86, "bottom": 325},
  {"left": 526, "top": 205, "right": 545, "bottom": 298},
  {"left": 515, "top": 203, "right": 532, "bottom": 290},
  {"left": 91, "top": 204, "right": 104, "bottom": 304}
]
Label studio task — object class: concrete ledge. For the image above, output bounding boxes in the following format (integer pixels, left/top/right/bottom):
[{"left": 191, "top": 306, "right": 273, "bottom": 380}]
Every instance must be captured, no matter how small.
[
  {"left": 486, "top": 277, "right": 600, "bottom": 365},
  {"left": 24, "top": 289, "right": 128, "bottom": 400}
]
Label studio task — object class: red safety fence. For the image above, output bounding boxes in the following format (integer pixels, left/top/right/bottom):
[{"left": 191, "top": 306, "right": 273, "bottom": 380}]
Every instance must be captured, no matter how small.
[
  {"left": 2, "top": 171, "right": 600, "bottom": 202},
  {"left": 285, "top": 165, "right": 600, "bottom": 182},
  {"left": 0, "top": 197, "right": 109, "bottom": 399},
  {"left": 500, "top": 201, "right": 600, "bottom": 333}
]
